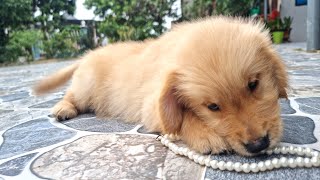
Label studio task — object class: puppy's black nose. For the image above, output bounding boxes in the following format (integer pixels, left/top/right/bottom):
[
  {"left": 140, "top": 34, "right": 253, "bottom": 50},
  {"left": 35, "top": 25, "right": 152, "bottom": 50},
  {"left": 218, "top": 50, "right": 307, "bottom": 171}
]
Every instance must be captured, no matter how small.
[{"left": 244, "top": 135, "right": 270, "bottom": 154}]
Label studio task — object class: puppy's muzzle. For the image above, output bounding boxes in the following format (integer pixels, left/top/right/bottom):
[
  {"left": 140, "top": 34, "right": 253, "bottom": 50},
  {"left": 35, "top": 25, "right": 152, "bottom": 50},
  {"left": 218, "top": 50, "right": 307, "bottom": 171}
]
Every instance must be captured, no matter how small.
[{"left": 244, "top": 135, "right": 270, "bottom": 154}]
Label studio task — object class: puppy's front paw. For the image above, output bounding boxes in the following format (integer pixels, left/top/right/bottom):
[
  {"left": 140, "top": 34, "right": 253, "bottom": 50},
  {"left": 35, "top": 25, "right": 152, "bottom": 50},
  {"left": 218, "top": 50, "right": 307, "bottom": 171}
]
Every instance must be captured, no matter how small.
[{"left": 52, "top": 100, "right": 78, "bottom": 121}]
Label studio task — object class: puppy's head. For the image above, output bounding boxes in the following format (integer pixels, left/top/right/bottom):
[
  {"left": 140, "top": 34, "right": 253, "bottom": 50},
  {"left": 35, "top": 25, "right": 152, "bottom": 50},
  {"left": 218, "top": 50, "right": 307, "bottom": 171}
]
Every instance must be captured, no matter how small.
[{"left": 158, "top": 17, "right": 288, "bottom": 156}]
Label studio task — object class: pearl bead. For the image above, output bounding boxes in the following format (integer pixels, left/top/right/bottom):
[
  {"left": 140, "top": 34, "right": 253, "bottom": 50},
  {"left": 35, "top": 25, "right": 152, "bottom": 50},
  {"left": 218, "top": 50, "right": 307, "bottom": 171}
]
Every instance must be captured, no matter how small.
[
  {"left": 281, "top": 146, "right": 288, "bottom": 154},
  {"left": 258, "top": 161, "right": 267, "bottom": 171},
  {"left": 312, "top": 151, "right": 319, "bottom": 158},
  {"left": 288, "top": 158, "right": 297, "bottom": 168},
  {"left": 204, "top": 157, "right": 211, "bottom": 166},
  {"left": 266, "top": 149, "right": 273, "bottom": 155},
  {"left": 157, "top": 134, "right": 319, "bottom": 173},
  {"left": 198, "top": 156, "right": 205, "bottom": 165},
  {"left": 187, "top": 151, "right": 194, "bottom": 159},
  {"left": 164, "top": 140, "right": 169, "bottom": 146},
  {"left": 177, "top": 147, "right": 184, "bottom": 155},
  {"left": 265, "top": 160, "right": 273, "bottom": 170},
  {"left": 304, "top": 158, "right": 312, "bottom": 168},
  {"left": 303, "top": 148, "right": 312, "bottom": 157},
  {"left": 234, "top": 162, "right": 242, "bottom": 172},
  {"left": 279, "top": 157, "right": 288, "bottom": 167},
  {"left": 168, "top": 143, "right": 175, "bottom": 150},
  {"left": 296, "top": 157, "right": 304, "bottom": 167},
  {"left": 311, "top": 157, "right": 320, "bottom": 167},
  {"left": 250, "top": 163, "right": 259, "bottom": 173},
  {"left": 296, "top": 147, "right": 304, "bottom": 155},
  {"left": 172, "top": 144, "right": 179, "bottom": 150},
  {"left": 273, "top": 147, "right": 281, "bottom": 154},
  {"left": 225, "top": 161, "right": 234, "bottom": 171},
  {"left": 193, "top": 154, "right": 200, "bottom": 163},
  {"left": 242, "top": 163, "right": 251, "bottom": 173},
  {"left": 182, "top": 148, "right": 189, "bottom": 156},
  {"left": 271, "top": 158, "right": 281, "bottom": 169},
  {"left": 217, "top": 161, "right": 226, "bottom": 170},
  {"left": 210, "top": 160, "right": 218, "bottom": 169},
  {"left": 288, "top": 146, "right": 295, "bottom": 154}
]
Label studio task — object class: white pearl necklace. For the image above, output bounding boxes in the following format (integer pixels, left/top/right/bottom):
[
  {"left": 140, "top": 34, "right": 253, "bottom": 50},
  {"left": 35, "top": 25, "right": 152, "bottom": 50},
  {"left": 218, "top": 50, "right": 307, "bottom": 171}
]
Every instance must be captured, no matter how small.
[{"left": 157, "top": 135, "right": 320, "bottom": 173}]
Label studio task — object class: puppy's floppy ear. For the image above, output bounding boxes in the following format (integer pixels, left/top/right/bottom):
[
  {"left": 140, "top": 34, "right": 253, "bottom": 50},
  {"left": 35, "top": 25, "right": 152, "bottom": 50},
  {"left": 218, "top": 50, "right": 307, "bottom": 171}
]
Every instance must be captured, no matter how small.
[
  {"left": 158, "top": 72, "right": 184, "bottom": 134},
  {"left": 270, "top": 52, "right": 289, "bottom": 99}
]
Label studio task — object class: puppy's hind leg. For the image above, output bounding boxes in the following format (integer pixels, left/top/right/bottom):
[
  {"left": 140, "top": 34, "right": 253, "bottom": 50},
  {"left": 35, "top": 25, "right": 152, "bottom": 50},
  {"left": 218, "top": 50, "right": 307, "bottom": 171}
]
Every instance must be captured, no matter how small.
[{"left": 52, "top": 90, "right": 78, "bottom": 121}]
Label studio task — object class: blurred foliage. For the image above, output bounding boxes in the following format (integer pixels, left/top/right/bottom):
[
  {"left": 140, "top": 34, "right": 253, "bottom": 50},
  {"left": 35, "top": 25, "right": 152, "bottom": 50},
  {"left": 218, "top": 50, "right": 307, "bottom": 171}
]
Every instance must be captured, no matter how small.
[
  {"left": 182, "top": 0, "right": 255, "bottom": 20},
  {"left": 85, "top": 0, "right": 178, "bottom": 42},
  {"left": 0, "top": 0, "right": 34, "bottom": 63},
  {"left": 1, "top": 30, "right": 42, "bottom": 63},
  {"left": 283, "top": 16, "right": 293, "bottom": 30},
  {"left": 0, "top": 0, "right": 77, "bottom": 63},
  {"left": 33, "top": 0, "right": 76, "bottom": 40},
  {"left": 43, "top": 27, "right": 80, "bottom": 59},
  {"left": 182, "top": 0, "right": 213, "bottom": 20},
  {"left": 214, "top": 0, "right": 255, "bottom": 16}
]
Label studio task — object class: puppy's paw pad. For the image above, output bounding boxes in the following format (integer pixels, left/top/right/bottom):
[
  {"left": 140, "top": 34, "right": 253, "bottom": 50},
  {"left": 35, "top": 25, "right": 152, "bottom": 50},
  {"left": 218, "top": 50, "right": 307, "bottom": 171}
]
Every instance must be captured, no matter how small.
[{"left": 52, "top": 101, "right": 77, "bottom": 121}]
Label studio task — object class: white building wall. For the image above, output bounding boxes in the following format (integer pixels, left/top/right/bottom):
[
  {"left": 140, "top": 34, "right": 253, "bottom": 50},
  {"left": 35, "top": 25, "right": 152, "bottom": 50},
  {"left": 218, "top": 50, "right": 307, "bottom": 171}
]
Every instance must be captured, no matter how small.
[{"left": 281, "top": 0, "right": 307, "bottom": 42}]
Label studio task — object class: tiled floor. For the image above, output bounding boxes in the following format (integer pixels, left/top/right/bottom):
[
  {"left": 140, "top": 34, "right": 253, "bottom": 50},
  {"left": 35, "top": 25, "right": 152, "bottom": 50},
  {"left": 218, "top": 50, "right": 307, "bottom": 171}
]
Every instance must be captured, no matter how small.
[{"left": 0, "top": 42, "right": 319, "bottom": 179}]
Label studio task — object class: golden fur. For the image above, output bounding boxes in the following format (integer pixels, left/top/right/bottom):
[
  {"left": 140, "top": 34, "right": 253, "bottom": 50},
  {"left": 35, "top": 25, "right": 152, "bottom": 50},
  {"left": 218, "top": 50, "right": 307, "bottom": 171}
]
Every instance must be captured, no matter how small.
[{"left": 34, "top": 17, "right": 288, "bottom": 156}]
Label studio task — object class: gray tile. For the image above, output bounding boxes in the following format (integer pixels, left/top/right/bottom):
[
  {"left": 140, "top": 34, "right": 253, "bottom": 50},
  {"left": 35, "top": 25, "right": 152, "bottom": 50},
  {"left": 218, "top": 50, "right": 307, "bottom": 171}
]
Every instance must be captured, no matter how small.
[
  {"left": 0, "top": 118, "right": 76, "bottom": 159},
  {"left": 282, "top": 116, "right": 317, "bottom": 144},
  {"left": 0, "top": 110, "right": 50, "bottom": 131},
  {"left": 280, "top": 99, "right": 296, "bottom": 114},
  {"left": 295, "top": 97, "right": 320, "bottom": 115},
  {"left": 137, "top": 126, "right": 160, "bottom": 135},
  {"left": 62, "top": 114, "right": 137, "bottom": 132},
  {"left": 0, "top": 91, "right": 29, "bottom": 102},
  {"left": 0, "top": 153, "right": 37, "bottom": 176},
  {"left": 29, "top": 98, "right": 61, "bottom": 108},
  {"left": 0, "top": 109, "right": 13, "bottom": 116}
]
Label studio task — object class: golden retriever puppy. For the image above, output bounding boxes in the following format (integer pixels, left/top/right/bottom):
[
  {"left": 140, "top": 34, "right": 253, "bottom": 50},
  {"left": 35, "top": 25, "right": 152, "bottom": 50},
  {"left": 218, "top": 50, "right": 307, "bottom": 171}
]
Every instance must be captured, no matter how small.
[{"left": 34, "top": 17, "right": 288, "bottom": 156}]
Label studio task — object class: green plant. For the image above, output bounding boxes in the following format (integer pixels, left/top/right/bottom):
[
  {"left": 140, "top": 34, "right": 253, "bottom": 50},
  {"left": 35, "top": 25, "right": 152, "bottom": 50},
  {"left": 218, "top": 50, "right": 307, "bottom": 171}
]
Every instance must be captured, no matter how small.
[
  {"left": 3, "top": 30, "right": 42, "bottom": 62},
  {"left": 214, "top": 0, "right": 255, "bottom": 16},
  {"left": 283, "top": 16, "right": 293, "bottom": 30},
  {"left": 266, "top": 18, "right": 285, "bottom": 32},
  {"left": 43, "top": 29, "right": 79, "bottom": 59},
  {"left": 182, "top": 0, "right": 213, "bottom": 20},
  {"left": 0, "top": 0, "right": 34, "bottom": 63},
  {"left": 85, "top": 0, "right": 178, "bottom": 42}
]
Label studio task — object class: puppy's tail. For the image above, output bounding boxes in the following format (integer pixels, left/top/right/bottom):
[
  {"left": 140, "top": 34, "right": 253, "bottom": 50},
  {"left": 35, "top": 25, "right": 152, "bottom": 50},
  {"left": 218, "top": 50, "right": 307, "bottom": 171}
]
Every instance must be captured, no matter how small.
[{"left": 33, "top": 62, "right": 80, "bottom": 95}]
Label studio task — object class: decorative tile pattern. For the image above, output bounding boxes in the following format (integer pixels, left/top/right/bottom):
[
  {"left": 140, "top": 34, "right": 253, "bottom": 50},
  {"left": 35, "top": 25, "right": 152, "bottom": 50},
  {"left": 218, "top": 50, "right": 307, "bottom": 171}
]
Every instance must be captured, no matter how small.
[
  {"left": 0, "top": 43, "right": 319, "bottom": 179},
  {"left": 0, "top": 118, "right": 76, "bottom": 159},
  {"left": 29, "top": 98, "right": 61, "bottom": 108},
  {"left": 295, "top": 97, "right": 320, "bottom": 115},
  {"left": 280, "top": 99, "right": 296, "bottom": 114},
  {"left": 32, "top": 134, "right": 167, "bottom": 179},
  {"left": 62, "top": 115, "right": 137, "bottom": 133},
  {"left": 282, "top": 115, "right": 317, "bottom": 144},
  {"left": 0, "top": 153, "right": 37, "bottom": 176},
  {"left": 0, "top": 91, "right": 29, "bottom": 102}
]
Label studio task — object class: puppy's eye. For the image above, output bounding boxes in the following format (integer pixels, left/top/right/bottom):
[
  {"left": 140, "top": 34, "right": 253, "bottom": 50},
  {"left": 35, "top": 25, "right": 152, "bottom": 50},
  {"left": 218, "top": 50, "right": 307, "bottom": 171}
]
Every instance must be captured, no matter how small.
[
  {"left": 248, "top": 80, "right": 259, "bottom": 91},
  {"left": 208, "top": 103, "right": 220, "bottom": 111}
]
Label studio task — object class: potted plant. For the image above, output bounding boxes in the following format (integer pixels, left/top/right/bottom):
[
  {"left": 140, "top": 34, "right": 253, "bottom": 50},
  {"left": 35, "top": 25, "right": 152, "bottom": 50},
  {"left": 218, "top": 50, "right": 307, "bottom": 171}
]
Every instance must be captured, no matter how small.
[
  {"left": 283, "top": 16, "right": 293, "bottom": 42},
  {"left": 266, "top": 10, "right": 286, "bottom": 44}
]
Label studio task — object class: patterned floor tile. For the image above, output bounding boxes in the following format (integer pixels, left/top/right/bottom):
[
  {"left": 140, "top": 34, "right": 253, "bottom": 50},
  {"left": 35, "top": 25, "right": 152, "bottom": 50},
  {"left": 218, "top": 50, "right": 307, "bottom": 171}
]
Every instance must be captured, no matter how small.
[
  {"left": 0, "top": 153, "right": 37, "bottom": 176},
  {"left": 0, "top": 118, "right": 76, "bottom": 159},
  {"left": 32, "top": 134, "right": 167, "bottom": 179},
  {"left": 295, "top": 97, "right": 320, "bottom": 115},
  {"left": 62, "top": 115, "right": 137, "bottom": 132}
]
